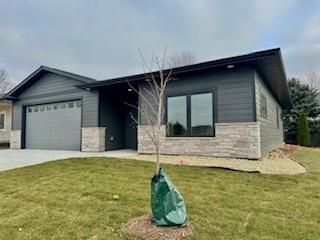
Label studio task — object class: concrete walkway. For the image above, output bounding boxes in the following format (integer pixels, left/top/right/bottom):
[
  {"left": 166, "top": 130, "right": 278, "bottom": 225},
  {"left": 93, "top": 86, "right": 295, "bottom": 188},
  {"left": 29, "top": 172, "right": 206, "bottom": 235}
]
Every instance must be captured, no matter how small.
[{"left": 0, "top": 149, "right": 137, "bottom": 172}]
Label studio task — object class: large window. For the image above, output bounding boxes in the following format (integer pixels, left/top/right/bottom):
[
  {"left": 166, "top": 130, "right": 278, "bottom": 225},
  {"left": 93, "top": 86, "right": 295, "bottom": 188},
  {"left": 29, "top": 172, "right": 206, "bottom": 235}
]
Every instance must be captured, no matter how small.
[
  {"left": 167, "top": 92, "right": 214, "bottom": 137},
  {"left": 191, "top": 93, "right": 214, "bottom": 136},
  {"left": 167, "top": 96, "right": 187, "bottom": 136},
  {"left": 0, "top": 112, "right": 5, "bottom": 130},
  {"left": 260, "top": 92, "right": 267, "bottom": 119}
]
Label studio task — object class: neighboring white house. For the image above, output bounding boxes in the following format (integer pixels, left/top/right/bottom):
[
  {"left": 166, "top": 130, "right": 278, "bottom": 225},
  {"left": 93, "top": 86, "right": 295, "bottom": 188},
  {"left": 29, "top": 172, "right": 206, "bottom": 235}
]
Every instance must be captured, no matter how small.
[{"left": 0, "top": 96, "right": 12, "bottom": 144}]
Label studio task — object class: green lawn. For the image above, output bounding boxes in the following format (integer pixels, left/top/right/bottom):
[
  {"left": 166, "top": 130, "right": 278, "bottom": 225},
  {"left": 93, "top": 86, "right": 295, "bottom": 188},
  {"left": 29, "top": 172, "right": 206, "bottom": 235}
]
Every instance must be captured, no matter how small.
[{"left": 0, "top": 148, "right": 319, "bottom": 240}]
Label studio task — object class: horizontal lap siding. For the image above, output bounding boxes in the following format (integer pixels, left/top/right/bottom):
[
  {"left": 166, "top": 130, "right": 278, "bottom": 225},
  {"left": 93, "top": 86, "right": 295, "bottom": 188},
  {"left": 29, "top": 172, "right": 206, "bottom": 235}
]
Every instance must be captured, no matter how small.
[
  {"left": 140, "top": 67, "right": 255, "bottom": 124},
  {"left": 12, "top": 73, "right": 99, "bottom": 130},
  {"left": 217, "top": 77, "right": 254, "bottom": 122},
  {"left": 255, "top": 72, "right": 284, "bottom": 156}
]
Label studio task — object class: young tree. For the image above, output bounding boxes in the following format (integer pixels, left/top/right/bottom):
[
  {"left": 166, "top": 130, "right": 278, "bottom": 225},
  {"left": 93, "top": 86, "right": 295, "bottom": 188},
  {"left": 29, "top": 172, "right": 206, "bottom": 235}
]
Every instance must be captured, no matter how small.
[
  {"left": 127, "top": 49, "right": 172, "bottom": 175},
  {"left": 283, "top": 78, "right": 320, "bottom": 140},
  {"left": 297, "top": 111, "right": 311, "bottom": 146},
  {"left": 127, "top": 49, "right": 188, "bottom": 227}
]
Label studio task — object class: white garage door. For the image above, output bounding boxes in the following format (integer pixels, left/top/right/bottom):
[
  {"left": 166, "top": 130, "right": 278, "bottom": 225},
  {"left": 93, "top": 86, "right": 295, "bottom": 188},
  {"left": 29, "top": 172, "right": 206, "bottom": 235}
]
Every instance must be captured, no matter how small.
[{"left": 25, "top": 100, "right": 82, "bottom": 150}]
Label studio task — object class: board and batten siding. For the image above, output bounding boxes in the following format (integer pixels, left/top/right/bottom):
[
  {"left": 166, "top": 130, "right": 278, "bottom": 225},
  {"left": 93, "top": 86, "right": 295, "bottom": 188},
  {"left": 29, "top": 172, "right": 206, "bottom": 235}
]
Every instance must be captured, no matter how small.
[
  {"left": 12, "top": 72, "right": 99, "bottom": 131},
  {"left": 255, "top": 72, "right": 284, "bottom": 156},
  {"left": 139, "top": 67, "right": 256, "bottom": 125},
  {"left": 99, "top": 92, "right": 125, "bottom": 150}
]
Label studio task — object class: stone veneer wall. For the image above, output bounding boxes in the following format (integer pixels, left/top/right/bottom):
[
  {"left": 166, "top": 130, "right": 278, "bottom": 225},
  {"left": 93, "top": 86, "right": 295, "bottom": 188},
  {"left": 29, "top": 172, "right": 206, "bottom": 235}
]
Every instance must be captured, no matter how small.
[
  {"left": 138, "top": 123, "right": 261, "bottom": 159},
  {"left": 81, "top": 127, "right": 106, "bottom": 152},
  {"left": 10, "top": 130, "right": 21, "bottom": 149}
]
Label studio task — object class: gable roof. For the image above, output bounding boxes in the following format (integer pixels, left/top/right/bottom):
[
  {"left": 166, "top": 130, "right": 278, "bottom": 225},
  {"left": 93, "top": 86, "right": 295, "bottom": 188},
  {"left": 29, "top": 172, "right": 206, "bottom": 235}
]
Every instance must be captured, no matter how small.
[
  {"left": 5, "top": 66, "right": 96, "bottom": 99},
  {"left": 77, "top": 48, "right": 292, "bottom": 109}
]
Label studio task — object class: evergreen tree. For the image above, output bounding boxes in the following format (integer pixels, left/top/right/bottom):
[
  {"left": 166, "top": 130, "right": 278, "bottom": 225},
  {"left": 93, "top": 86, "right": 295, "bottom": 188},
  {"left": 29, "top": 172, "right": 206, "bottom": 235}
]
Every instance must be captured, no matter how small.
[
  {"left": 297, "top": 111, "right": 311, "bottom": 146},
  {"left": 317, "top": 124, "right": 320, "bottom": 146},
  {"left": 283, "top": 78, "right": 320, "bottom": 140}
]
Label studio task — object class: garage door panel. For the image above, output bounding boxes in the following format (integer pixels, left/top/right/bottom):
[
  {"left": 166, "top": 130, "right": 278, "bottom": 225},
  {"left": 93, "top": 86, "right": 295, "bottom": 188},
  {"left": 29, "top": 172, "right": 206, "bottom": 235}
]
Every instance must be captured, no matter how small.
[{"left": 25, "top": 100, "right": 81, "bottom": 150}]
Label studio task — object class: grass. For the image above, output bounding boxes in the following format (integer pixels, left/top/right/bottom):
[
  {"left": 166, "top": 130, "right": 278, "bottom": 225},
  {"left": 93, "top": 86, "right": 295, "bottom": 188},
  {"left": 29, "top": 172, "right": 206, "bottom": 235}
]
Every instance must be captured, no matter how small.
[{"left": 0, "top": 148, "right": 319, "bottom": 239}]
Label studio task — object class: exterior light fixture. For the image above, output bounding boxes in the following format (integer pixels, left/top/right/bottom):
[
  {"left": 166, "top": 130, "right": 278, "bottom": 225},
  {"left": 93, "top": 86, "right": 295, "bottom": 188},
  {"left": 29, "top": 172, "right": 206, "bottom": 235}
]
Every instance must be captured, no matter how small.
[
  {"left": 85, "top": 88, "right": 91, "bottom": 91},
  {"left": 227, "top": 64, "right": 234, "bottom": 69},
  {"left": 128, "top": 88, "right": 132, "bottom": 92}
]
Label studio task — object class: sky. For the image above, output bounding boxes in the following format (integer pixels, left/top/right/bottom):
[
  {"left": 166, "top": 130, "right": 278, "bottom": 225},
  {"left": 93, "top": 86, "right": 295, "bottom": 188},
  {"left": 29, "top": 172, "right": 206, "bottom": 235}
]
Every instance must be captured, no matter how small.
[{"left": 0, "top": 0, "right": 320, "bottom": 84}]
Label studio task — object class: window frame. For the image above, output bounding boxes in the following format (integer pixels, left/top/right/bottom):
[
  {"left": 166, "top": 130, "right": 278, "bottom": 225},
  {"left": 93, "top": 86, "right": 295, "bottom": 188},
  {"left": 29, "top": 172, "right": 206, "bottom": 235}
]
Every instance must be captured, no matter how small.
[
  {"left": 166, "top": 90, "right": 215, "bottom": 137},
  {"left": 0, "top": 111, "right": 6, "bottom": 131}
]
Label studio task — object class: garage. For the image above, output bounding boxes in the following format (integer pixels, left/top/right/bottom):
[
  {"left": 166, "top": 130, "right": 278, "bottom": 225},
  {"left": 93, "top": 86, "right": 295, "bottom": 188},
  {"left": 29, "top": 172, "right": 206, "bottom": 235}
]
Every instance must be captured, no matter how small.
[{"left": 25, "top": 100, "right": 82, "bottom": 150}]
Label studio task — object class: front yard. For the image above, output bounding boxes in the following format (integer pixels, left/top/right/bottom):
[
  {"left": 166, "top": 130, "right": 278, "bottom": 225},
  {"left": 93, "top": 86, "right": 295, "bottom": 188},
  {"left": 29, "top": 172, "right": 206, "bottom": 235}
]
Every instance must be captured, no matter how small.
[{"left": 0, "top": 148, "right": 319, "bottom": 239}]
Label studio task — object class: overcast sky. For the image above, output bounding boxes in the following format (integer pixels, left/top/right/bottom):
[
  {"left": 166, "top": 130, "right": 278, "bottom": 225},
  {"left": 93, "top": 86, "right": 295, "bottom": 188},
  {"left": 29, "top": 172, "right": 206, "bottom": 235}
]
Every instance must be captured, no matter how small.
[{"left": 0, "top": 0, "right": 319, "bottom": 83}]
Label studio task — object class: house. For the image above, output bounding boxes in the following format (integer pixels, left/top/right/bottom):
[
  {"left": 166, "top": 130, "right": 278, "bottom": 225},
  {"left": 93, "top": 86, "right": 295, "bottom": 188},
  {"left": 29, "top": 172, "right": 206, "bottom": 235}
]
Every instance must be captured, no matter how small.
[
  {"left": 0, "top": 95, "right": 12, "bottom": 145},
  {"left": 5, "top": 48, "right": 292, "bottom": 159}
]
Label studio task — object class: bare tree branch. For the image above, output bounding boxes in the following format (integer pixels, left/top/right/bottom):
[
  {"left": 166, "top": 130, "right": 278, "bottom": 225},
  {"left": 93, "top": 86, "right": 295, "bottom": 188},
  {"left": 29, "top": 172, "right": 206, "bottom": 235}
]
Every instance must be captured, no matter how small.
[
  {"left": 126, "top": 48, "right": 173, "bottom": 175},
  {"left": 306, "top": 72, "right": 320, "bottom": 91},
  {"left": 0, "top": 69, "right": 14, "bottom": 94},
  {"left": 166, "top": 52, "right": 196, "bottom": 68}
]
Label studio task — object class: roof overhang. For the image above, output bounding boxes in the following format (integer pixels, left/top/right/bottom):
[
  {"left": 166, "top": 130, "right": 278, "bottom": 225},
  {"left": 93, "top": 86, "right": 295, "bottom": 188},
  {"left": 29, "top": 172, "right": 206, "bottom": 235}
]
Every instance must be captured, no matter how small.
[
  {"left": 5, "top": 66, "right": 96, "bottom": 99},
  {"left": 78, "top": 48, "right": 292, "bottom": 109}
]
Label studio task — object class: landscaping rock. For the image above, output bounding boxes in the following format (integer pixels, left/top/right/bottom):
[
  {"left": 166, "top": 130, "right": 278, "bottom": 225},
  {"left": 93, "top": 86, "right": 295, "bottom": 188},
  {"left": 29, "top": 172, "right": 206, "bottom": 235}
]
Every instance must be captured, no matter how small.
[{"left": 125, "top": 144, "right": 306, "bottom": 175}]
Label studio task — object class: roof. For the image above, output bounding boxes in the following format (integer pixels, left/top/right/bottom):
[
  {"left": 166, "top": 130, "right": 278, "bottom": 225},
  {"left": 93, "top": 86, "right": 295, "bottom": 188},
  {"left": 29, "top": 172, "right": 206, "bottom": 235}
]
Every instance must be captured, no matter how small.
[
  {"left": 5, "top": 66, "right": 96, "bottom": 99},
  {"left": 77, "top": 48, "right": 292, "bottom": 109},
  {"left": 5, "top": 48, "right": 292, "bottom": 109}
]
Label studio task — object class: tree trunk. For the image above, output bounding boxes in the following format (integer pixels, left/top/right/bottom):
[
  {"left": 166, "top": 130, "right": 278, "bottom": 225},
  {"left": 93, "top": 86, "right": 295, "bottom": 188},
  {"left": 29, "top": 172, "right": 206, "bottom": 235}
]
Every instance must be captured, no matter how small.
[{"left": 156, "top": 146, "right": 160, "bottom": 175}]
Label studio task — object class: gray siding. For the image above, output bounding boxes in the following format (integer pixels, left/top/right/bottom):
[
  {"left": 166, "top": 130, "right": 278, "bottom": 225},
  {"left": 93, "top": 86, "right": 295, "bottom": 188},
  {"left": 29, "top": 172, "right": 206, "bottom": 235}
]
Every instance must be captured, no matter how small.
[
  {"left": 140, "top": 67, "right": 256, "bottom": 124},
  {"left": 12, "top": 73, "right": 99, "bottom": 131},
  {"left": 255, "top": 72, "right": 284, "bottom": 156}
]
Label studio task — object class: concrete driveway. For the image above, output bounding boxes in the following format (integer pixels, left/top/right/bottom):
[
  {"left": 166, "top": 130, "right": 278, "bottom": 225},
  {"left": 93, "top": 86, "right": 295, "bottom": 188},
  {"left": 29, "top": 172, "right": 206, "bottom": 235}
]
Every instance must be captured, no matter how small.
[{"left": 0, "top": 149, "right": 137, "bottom": 172}]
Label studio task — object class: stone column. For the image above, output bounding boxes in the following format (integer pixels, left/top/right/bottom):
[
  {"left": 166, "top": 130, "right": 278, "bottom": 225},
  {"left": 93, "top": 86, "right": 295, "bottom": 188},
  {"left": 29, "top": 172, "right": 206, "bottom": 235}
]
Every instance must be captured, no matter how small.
[
  {"left": 10, "top": 130, "right": 22, "bottom": 149},
  {"left": 81, "top": 127, "right": 106, "bottom": 152}
]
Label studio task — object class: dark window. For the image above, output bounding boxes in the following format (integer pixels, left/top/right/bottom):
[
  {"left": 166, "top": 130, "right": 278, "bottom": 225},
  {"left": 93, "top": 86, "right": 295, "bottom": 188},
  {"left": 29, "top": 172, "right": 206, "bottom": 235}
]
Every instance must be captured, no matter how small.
[
  {"left": 60, "top": 103, "right": 66, "bottom": 109},
  {"left": 260, "top": 92, "right": 267, "bottom": 119},
  {"left": 76, "top": 101, "right": 81, "bottom": 108},
  {"left": 191, "top": 93, "right": 214, "bottom": 136},
  {"left": 167, "top": 96, "right": 187, "bottom": 136},
  {"left": 0, "top": 113, "right": 4, "bottom": 130},
  {"left": 68, "top": 102, "right": 75, "bottom": 108},
  {"left": 167, "top": 92, "right": 215, "bottom": 137}
]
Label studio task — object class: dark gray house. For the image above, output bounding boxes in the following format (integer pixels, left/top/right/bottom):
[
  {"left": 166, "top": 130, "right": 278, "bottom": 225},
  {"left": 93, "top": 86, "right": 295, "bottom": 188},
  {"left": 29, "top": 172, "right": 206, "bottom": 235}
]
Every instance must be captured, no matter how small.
[{"left": 5, "top": 48, "right": 291, "bottom": 159}]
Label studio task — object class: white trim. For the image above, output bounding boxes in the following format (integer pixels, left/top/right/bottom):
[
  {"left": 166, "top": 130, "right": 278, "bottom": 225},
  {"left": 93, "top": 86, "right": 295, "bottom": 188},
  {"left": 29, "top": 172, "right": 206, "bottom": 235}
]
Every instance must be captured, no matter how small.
[{"left": 0, "top": 111, "right": 5, "bottom": 131}]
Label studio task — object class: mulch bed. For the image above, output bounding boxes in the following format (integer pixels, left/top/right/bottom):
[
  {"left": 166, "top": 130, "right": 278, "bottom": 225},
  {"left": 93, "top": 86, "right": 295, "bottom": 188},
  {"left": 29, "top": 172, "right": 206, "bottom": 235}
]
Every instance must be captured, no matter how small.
[
  {"left": 123, "top": 215, "right": 194, "bottom": 240},
  {"left": 278, "top": 144, "right": 301, "bottom": 157}
]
